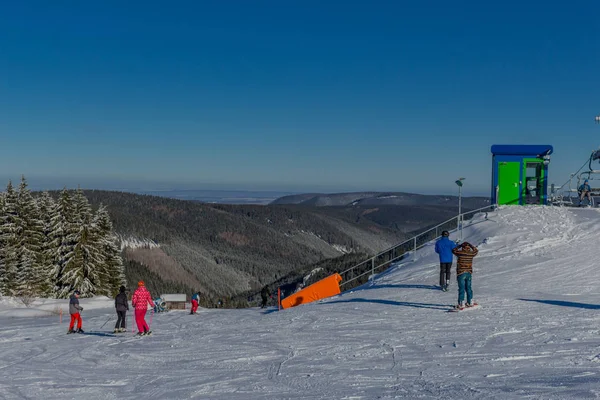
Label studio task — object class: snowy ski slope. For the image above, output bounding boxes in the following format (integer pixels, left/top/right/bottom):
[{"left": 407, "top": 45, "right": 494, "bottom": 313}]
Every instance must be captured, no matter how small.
[{"left": 1, "top": 206, "right": 600, "bottom": 399}]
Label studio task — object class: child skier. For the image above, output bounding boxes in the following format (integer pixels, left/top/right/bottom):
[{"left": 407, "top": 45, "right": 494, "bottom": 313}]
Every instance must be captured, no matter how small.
[
  {"left": 114, "top": 286, "right": 129, "bottom": 333},
  {"left": 190, "top": 292, "right": 199, "bottom": 314},
  {"left": 451, "top": 242, "right": 479, "bottom": 309},
  {"left": 434, "top": 230, "right": 457, "bottom": 291},
  {"left": 67, "top": 290, "right": 84, "bottom": 334},
  {"left": 131, "top": 281, "right": 155, "bottom": 336}
]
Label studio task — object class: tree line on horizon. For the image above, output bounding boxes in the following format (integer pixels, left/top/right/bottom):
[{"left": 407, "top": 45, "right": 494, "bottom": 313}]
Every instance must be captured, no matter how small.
[{"left": 0, "top": 176, "right": 126, "bottom": 299}]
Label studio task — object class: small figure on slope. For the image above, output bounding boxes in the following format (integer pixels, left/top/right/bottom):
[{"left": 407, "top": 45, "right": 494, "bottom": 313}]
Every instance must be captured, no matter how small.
[
  {"left": 260, "top": 286, "right": 270, "bottom": 308},
  {"left": 67, "top": 290, "right": 84, "bottom": 334},
  {"left": 114, "top": 286, "right": 129, "bottom": 333},
  {"left": 435, "top": 230, "right": 457, "bottom": 291},
  {"left": 452, "top": 242, "right": 479, "bottom": 309},
  {"left": 190, "top": 292, "right": 200, "bottom": 315},
  {"left": 132, "top": 281, "right": 155, "bottom": 336}
]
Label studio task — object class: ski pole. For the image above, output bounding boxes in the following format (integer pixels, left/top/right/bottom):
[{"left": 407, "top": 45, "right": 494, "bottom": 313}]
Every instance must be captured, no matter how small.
[
  {"left": 100, "top": 316, "right": 112, "bottom": 330},
  {"left": 149, "top": 308, "right": 154, "bottom": 329}
]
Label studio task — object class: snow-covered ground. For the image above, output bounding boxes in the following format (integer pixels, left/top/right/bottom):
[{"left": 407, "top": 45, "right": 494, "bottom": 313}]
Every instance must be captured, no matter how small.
[{"left": 2, "top": 206, "right": 600, "bottom": 399}]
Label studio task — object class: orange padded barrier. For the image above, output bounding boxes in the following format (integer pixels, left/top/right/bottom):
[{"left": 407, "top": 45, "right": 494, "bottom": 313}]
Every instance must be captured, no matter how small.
[{"left": 281, "top": 273, "right": 343, "bottom": 309}]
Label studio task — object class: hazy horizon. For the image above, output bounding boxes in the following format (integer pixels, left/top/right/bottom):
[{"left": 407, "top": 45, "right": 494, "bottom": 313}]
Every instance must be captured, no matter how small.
[{"left": 0, "top": 174, "right": 490, "bottom": 198}]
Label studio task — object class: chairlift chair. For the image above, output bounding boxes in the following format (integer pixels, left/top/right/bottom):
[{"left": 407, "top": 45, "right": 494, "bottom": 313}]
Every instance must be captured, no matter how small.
[{"left": 557, "top": 149, "right": 600, "bottom": 207}]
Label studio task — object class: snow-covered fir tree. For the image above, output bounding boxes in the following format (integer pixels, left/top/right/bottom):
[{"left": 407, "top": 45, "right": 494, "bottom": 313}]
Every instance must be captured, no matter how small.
[
  {"left": 15, "top": 176, "right": 46, "bottom": 297},
  {"left": 95, "top": 204, "right": 126, "bottom": 296},
  {"left": 36, "top": 191, "right": 58, "bottom": 296},
  {"left": 0, "top": 181, "right": 21, "bottom": 296},
  {"left": 0, "top": 192, "right": 6, "bottom": 295},
  {"left": 52, "top": 188, "right": 78, "bottom": 297},
  {"left": 57, "top": 189, "right": 106, "bottom": 297},
  {"left": 0, "top": 179, "right": 126, "bottom": 298}
]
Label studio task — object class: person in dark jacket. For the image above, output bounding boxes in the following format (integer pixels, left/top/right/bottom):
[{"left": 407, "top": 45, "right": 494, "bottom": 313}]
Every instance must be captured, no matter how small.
[
  {"left": 434, "top": 230, "right": 457, "bottom": 291},
  {"left": 260, "top": 286, "right": 270, "bottom": 308},
  {"left": 67, "top": 290, "right": 84, "bottom": 334},
  {"left": 452, "top": 242, "right": 479, "bottom": 308},
  {"left": 114, "top": 286, "right": 129, "bottom": 333}
]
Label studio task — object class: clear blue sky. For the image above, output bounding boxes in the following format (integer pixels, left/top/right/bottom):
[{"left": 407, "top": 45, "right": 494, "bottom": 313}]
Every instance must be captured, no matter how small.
[{"left": 1, "top": 1, "right": 599, "bottom": 196}]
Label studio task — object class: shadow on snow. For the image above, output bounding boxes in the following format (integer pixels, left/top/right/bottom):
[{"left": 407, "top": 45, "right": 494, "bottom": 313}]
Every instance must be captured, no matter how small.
[
  {"left": 324, "top": 298, "right": 450, "bottom": 311},
  {"left": 519, "top": 298, "right": 600, "bottom": 310},
  {"left": 79, "top": 331, "right": 118, "bottom": 337},
  {"left": 360, "top": 284, "right": 440, "bottom": 291}
]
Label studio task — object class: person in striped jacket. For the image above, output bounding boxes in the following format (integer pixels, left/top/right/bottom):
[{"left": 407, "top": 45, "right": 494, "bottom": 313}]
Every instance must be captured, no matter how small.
[
  {"left": 452, "top": 242, "right": 479, "bottom": 308},
  {"left": 132, "top": 281, "right": 155, "bottom": 336}
]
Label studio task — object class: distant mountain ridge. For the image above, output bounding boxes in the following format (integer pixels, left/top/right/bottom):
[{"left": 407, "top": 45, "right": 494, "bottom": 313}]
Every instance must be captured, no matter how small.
[
  {"left": 271, "top": 191, "right": 490, "bottom": 208},
  {"left": 80, "top": 190, "right": 405, "bottom": 299}
]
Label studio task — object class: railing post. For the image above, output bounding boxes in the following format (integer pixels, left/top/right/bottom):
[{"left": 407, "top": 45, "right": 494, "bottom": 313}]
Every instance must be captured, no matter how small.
[
  {"left": 413, "top": 237, "right": 417, "bottom": 261},
  {"left": 371, "top": 258, "right": 375, "bottom": 280},
  {"left": 435, "top": 226, "right": 438, "bottom": 238}
]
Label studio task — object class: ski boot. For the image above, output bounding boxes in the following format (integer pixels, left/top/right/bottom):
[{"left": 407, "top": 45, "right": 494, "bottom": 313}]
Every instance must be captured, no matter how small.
[
  {"left": 143, "top": 331, "right": 152, "bottom": 336},
  {"left": 76, "top": 328, "right": 85, "bottom": 334},
  {"left": 67, "top": 329, "right": 75, "bottom": 334}
]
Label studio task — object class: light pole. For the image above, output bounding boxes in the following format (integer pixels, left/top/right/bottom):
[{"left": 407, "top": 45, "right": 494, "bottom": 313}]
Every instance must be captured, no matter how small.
[{"left": 455, "top": 178, "right": 465, "bottom": 241}]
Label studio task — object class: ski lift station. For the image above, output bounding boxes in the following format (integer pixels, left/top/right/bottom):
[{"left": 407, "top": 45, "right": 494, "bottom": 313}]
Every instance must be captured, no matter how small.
[{"left": 491, "top": 145, "right": 553, "bottom": 206}]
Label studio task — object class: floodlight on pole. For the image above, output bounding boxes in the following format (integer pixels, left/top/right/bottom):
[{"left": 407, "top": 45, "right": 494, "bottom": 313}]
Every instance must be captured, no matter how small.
[
  {"left": 595, "top": 115, "right": 600, "bottom": 123},
  {"left": 455, "top": 178, "right": 465, "bottom": 241}
]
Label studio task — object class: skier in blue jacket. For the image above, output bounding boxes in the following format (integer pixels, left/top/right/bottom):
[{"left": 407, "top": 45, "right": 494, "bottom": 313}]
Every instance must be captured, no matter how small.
[{"left": 434, "top": 230, "right": 457, "bottom": 291}]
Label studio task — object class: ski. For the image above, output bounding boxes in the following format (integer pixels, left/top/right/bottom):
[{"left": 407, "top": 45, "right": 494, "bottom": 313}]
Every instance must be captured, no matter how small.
[{"left": 448, "top": 303, "right": 480, "bottom": 312}]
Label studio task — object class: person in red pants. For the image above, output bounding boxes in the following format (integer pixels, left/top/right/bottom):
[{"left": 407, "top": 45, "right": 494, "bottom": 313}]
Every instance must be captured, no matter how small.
[
  {"left": 67, "top": 290, "right": 84, "bottom": 334},
  {"left": 131, "top": 281, "right": 155, "bottom": 336},
  {"left": 190, "top": 292, "right": 199, "bottom": 314}
]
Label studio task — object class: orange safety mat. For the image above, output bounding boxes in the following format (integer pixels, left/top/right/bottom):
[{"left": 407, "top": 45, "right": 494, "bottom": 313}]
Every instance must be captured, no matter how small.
[{"left": 281, "top": 273, "right": 342, "bottom": 309}]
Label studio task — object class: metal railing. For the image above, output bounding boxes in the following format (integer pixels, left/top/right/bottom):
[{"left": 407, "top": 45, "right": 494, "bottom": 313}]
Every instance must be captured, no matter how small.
[{"left": 338, "top": 204, "right": 498, "bottom": 291}]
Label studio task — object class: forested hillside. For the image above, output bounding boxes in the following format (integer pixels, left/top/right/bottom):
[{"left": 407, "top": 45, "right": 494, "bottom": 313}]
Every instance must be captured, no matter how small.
[{"left": 81, "top": 190, "right": 405, "bottom": 298}]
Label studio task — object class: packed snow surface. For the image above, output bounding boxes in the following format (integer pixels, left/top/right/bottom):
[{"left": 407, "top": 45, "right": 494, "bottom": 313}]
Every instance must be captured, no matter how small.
[{"left": 2, "top": 206, "right": 600, "bottom": 399}]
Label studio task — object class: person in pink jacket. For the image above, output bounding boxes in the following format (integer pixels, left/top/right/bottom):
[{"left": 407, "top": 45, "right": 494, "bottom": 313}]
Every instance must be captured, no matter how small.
[{"left": 131, "top": 281, "right": 154, "bottom": 336}]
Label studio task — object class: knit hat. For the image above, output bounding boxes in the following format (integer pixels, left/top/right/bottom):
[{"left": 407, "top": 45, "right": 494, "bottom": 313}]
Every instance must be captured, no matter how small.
[
  {"left": 74, "top": 290, "right": 80, "bottom": 295},
  {"left": 138, "top": 281, "right": 145, "bottom": 287},
  {"left": 119, "top": 286, "right": 126, "bottom": 293}
]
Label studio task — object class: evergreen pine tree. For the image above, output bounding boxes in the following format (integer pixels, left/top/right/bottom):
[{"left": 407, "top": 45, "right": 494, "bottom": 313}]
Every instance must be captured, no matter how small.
[
  {"left": 57, "top": 188, "right": 105, "bottom": 297},
  {"left": 36, "top": 191, "right": 58, "bottom": 297},
  {"left": 52, "top": 188, "right": 78, "bottom": 297},
  {"left": 15, "top": 176, "right": 45, "bottom": 297},
  {"left": 0, "top": 181, "right": 21, "bottom": 296},
  {"left": 95, "top": 204, "right": 126, "bottom": 296},
  {"left": 0, "top": 192, "right": 6, "bottom": 295}
]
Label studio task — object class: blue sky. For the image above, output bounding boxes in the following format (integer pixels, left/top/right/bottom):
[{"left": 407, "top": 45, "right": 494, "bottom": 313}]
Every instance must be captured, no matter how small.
[{"left": 0, "top": 1, "right": 599, "bottom": 196}]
